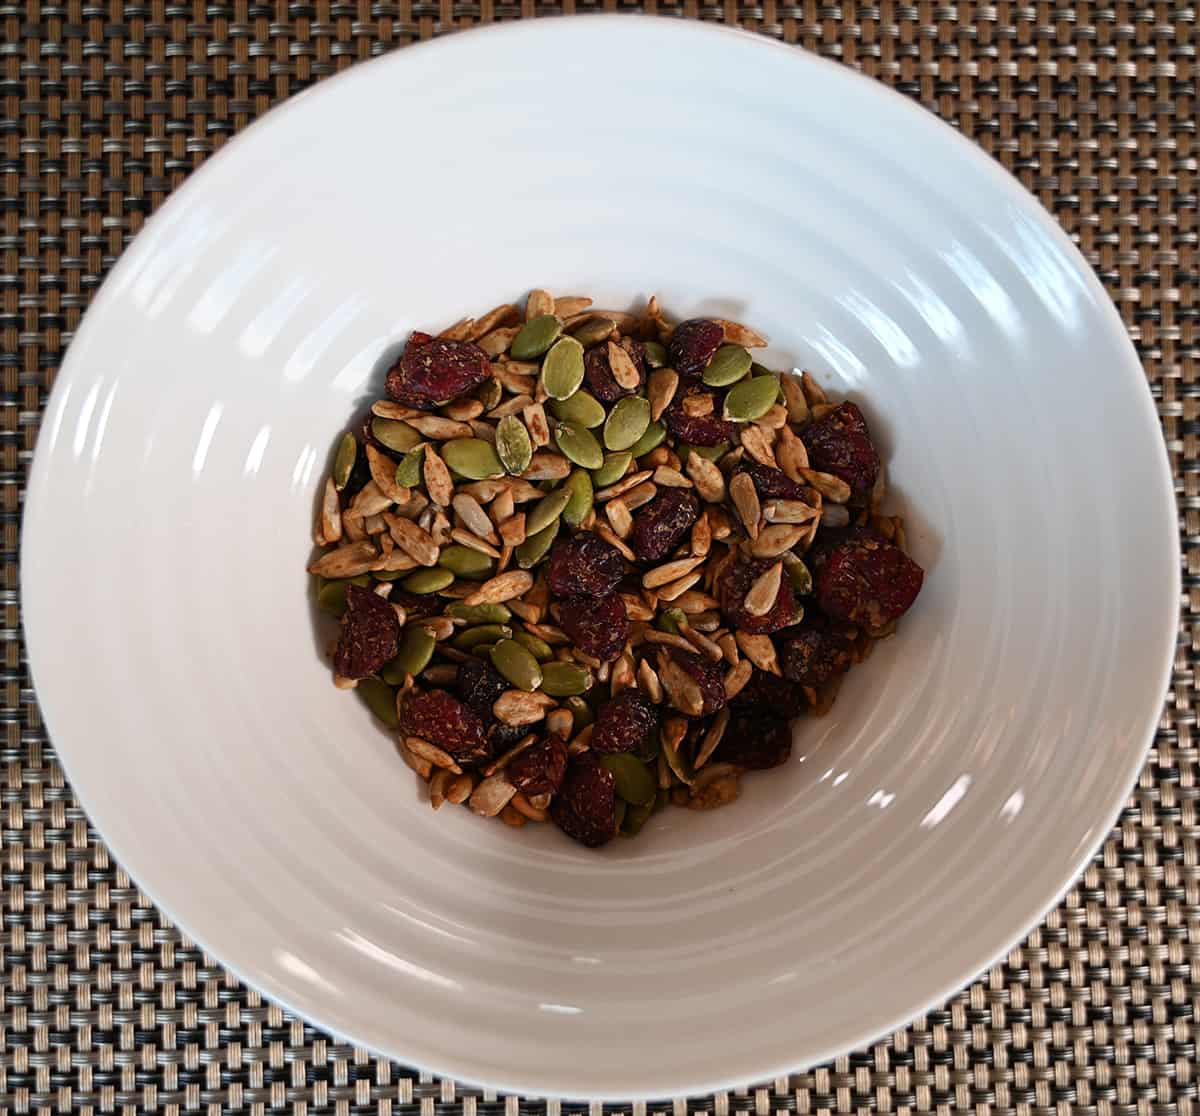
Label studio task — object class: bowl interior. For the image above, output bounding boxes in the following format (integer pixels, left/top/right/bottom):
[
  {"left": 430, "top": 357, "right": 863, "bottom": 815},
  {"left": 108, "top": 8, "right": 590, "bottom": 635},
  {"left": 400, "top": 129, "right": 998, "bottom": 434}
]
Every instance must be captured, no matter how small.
[{"left": 22, "top": 18, "right": 1177, "bottom": 1099}]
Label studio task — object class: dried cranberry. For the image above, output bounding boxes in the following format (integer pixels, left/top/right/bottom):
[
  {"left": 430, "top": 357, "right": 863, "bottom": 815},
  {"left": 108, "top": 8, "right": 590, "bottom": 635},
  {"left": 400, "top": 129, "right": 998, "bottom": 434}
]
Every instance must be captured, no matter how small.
[
  {"left": 582, "top": 340, "right": 646, "bottom": 403},
  {"left": 733, "top": 669, "right": 807, "bottom": 719},
  {"left": 507, "top": 735, "right": 568, "bottom": 796},
  {"left": 630, "top": 488, "right": 700, "bottom": 561},
  {"left": 800, "top": 401, "right": 880, "bottom": 503},
  {"left": 399, "top": 690, "right": 488, "bottom": 763},
  {"left": 671, "top": 651, "right": 726, "bottom": 714},
  {"left": 390, "top": 588, "right": 443, "bottom": 621},
  {"left": 718, "top": 558, "right": 798, "bottom": 635},
  {"left": 668, "top": 318, "right": 724, "bottom": 378},
  {"left": 456, "top": 658, "right": 508, "bottom": 723},
  {"left": 551, "top": 752, "right": 618, "bottom": 848},
  {"left": 558, "top": 592, "right": 629, "bottom": 662},
  {"left": 780, "top": 618, "right": 856, "bottom": 688},
  {"left": 546, "top": 532, "right": 626, "bottom": 597},
  {"left": 714, "top": 711, "right": 793, "bottom": 770},
  {"left": 333, "top": 585, "right": 401, "bottom": 679},
  {"left": 385, "top": 335, "right": 492, "bottom": 408},
  {"left": 735, "top": 463, "right": 810, "bottom": 502},
  {"left": 663, "top": 383, "right": 736, "bottom": 447},
  {"left": 591, "top": 690, "right": 659, "bottom": 755},
  {"left": 814, "top": 534, "right": 924, "bottom": 629}
]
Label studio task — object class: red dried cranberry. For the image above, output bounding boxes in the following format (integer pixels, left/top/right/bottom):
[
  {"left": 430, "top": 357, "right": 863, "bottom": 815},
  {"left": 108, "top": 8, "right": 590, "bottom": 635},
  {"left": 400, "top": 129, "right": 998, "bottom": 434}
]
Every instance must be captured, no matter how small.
[
  {"left": 733, "top": 669, "right": 807, "bottom": 719},
  {"left": 799, "top": 401, "right": 880, "bottom": 504},
  {"left": 714, "top": 711, "right": 793, "bottom": 770},
  {"left": 546, "top": 532, "right": 626, "bottom": 597},
  {"left": 456, "top": 658, "right": 508, "bottom": 723},
  {"left": 630, "top": 488, "right": 700, "bottom": 561},
  {"left": 551, "top": 752, "right": 618, "bottom": 848},
  {"left": 390, "top": 588, "right": 443, "bottom": 621},
  {"left": 735, "top": 463, "right": 810, "bottom": 502},
  {"left": 399, "top": 690, "right": 488, "bottom": 763},
  {"left": 582, "top": 340, "right": 646, "bottom": 403},
  {"left": 663, "top": 383, "right": 736, "bottom": 447},
  {"left": 718, "top": 558, "right": 798, "bottom": 635},
  {"left": 558, "top": 592, "right": 629, "bottom": 663},
  {"left": 670, "top": 651, "right": 726, "bottom": 714},
  {"left": 591, "top": 690, "right": 659, "bottom": 755},
  {"left": 385, "top": 335, "right": 492, "bottom": 408},
  {"left": 668, "top": 318, "right": 724, "bottom": 378},
  {"left": 333, "top": 585, "right": 401, "bottom": 680},
  {"left": 507, "top": 735, "right": 568, "bottom": 796},
  {"left": 814, "top": 534, "right": 923, "bottom": 629},
  {"left": 780, "top": 618, "right": 856, "bottom": 688}
]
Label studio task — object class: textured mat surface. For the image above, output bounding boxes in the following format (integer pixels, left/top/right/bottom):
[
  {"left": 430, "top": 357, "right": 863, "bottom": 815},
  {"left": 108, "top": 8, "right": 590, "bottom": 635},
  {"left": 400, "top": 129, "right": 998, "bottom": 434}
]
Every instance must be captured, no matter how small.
[{"left": 2, "top": 2, "right": 1196, "bottom": 1112}]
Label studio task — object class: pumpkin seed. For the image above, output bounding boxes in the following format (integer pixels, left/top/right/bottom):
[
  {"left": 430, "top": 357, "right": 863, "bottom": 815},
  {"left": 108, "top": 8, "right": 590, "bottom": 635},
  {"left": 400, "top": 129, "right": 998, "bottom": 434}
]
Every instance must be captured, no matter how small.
[
  {"left": 620, "top": 798, "right": 654, "bottom": 836},
  {"left": 332, "top": 433, "right": 358, "bottom": 490},
  {"left": 394, "top": 445, "right": 425, "bottom": 488},
  {"left": 525, "top": 485, "right": 572, "bottom": 537},
  {"left": 549, "top": 390, "right": 606, "bottom": 429},
  {"left": 447, "top": 602, "right": 512, "bottom": 624},
  {"left": 627, "top": 420, "right": 666, "bottom": 458},
  {"left": 452, "top": 623, "right": 513, "bottom": 650},
  {"left": 539, "top": 661, "right": 593, "bottom": 697},
  {"left": 442, "top": 438, "right": 504, "bottom": 480},
  {"left": 553, "top": 421, "right": 604, "bottom": 469},
  {"left": 371, "top": 568, "right": 408, "bottom": 582},
  {"left": 382, "top": 626, "right": 436, "bottom": 684},
  {"left": 478, "top": 378, "right": 503, "bottom": 411},
  {"left": 357, "top": 677, "right": 399, "bottom": 728},
  {"left": 782, "top": 552, "right": 813, "bottom": 595},
  {"left": 370, "top": 417, "right": 422, "bottom": 453},
  {"left": 511, "top": 314, "right": 562, "bottom": 360},
  {"left": 438, "top": 544, "right": 494, "bottom": 579},
  {"left": 702, "top": 344, "right": 752, "bottom": 387},
  {"left": 656, "top": 607, "right": 686, "bottom": 635},
  {"left": 643, "top": 340, "right": 668, "bottom": 369},
  {"left": 402, "top": 567, "right": 454, "bottom": 594},
  {"left": 315, "top": 574, "right": 370, "bottom": 616},
  {"left": 662, "top": 731, "right": 695, "bottom": 785},
  {"left": 561, "top": 469, "right": 594, "bottom": 528},
  {"left": 592, "top": 451, "right": 633, "bottom": 488},
  {"left": 564, "top": 695, "right": 594, "bottom": 729},
  {"left": 540, "top": 336, "right": 586, "bottom": 400},
  {"left": 600, "top": 754, "right": 657, "bottom": 806},
  {"left": 515, "top": 517, "right": 559, "bottom": 568},
  {"left": 604, "top": 396, "right": 651, "bottom": 451},
  {"left": 495, "top": 415, "right": 533, "bottom": 475},
  {"left": 678, "top": 441, "right": 728, "bottom": 464},
  {"left": 570, "top": 317, "right": 615, "bottom": 346},
  {"left": 513, "top": 630, "right": 553, "bottom": 662},
  {"left": 724, "top": 373, "right": 780, "bottom": 422},
  {"left": 490, "top": 638, "right": 544, "bottom": 691}
]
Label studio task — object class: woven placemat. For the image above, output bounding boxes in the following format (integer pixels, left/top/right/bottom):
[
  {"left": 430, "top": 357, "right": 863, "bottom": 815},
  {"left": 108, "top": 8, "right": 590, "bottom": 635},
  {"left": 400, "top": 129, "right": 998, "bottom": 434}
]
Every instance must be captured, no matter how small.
[{"left": 2, "top": 2, "right": 1195, "bottom": 1113}]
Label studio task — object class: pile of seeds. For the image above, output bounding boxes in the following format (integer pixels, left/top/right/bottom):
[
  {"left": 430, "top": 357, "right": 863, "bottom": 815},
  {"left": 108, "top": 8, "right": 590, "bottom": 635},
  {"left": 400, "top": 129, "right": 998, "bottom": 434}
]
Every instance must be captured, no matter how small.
[{"left": 309, "top": 292, "right": 924, "bottom": 848}]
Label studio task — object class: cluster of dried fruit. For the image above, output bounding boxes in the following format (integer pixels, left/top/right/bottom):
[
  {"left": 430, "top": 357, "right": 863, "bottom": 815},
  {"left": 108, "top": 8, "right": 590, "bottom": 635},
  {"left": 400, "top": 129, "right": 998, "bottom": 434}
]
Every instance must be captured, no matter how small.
[{"left": 309, "top": 291, "right": 924, "bottom": 848}]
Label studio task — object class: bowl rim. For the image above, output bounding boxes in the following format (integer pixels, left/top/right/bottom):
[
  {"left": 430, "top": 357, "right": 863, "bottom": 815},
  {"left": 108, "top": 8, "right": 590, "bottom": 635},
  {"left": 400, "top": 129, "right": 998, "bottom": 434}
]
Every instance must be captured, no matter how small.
[{"left": 22, "top": 13, "right": 1180, "bottom": 1100}]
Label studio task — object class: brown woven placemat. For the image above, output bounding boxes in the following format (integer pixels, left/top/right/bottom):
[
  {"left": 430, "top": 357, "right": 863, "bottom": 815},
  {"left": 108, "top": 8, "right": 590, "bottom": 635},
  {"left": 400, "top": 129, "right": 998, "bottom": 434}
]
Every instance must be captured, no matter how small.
[{"left": 2, "top": 2, "right": 1195, "bottom": 1112}]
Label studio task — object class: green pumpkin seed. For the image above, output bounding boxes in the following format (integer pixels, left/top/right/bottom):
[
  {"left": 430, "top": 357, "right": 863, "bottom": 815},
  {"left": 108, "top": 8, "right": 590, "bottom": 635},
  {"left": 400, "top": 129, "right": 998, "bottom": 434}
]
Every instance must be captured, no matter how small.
[
  {"left": 370, "top": 417, "right": 422, "bottom": 453},
  {"left": 553, "top": 421, "right": 604, "bottom": 469},
  {"left": 515, "top": 517, "right": 559, "bottom": 568},
  {"left": 702, "top": 344, "right": 753, "bottom": 387},
  {"left": 382, "top": 626, "right": 437, "bottom": 683},
  {"left": 604, "top": 395, "right": 651, "bottom": 452},
  {"left": 591, "top": 451, "right": 633, "bottom": 488},
  {"left": 495, "top": 415, "right": 533, "bottom": 475},
  {"left": 511, "top": 314, "right": 563, "bottom": 360},
  {"left": 678, "top": 441, "right": 728, "bottom": 464},
  {"left": 332, "top": 432, "right": 358, "bottom": 489},
  {"left": 643, "top": 341, "right": 668, "bottom": 369},
  {"left": 561, "top": 469, "right": 595, "bottom": 528},
  {"left": 539, "top": 661, "right": 593, "bottom": 697},
  {"left": 628, "top": 420, "right": 666, "bottom": 458},
  {"left": 490, "top": 638, "right": 544, "bottom": 691},
  {"left": 662, "top": 732, "right": 695, "bottom": 785},
  {"left": 600, "top": 754, "right": 657, "bottom": 806},
  {"left": 725, "top": 373, "right": 780, "bottom": 422},
  {"left": 540, "top": 336, "right": 586, "bottom": 400},
  {"left": 655, "top": 607, "right": 686, "bottom": 635},
  {"left": 614, "top": 798, "right": 627, "bottom": 832},
  {"left": 452, "top": 623, "right": 513, "bottom": 650},
  {"left": 357, "top": 677, "right": 399, "bottom": 728},
  {"left": 478, "top": 378, "right": 503, "bottom": 410},
  {"left": 620, "top": 799, "right": 654, "bottom": 837},
  {"left": 781, "top": 552, "right": 813, "bottom": 595},
  {"left": 549, "top": 389, "right": 606, "bottom": 429},
  {"left": 402, "top": 567, "right": 455, "bottom": 594},
  {"left": 525, "top": 486, "right": 571, "bottom": 537},
  {"left": 571, "top": 317, "right": 615, "bottom": 346},
  {"left": 316, "top": 574, "right": 371, "bottom": 616},
  {"left": 438, "top": 545, "right": 494, "bottom": 580},
  {"left": 442, "top": 438, "right": 504, "bottom": 480},
  {"left": 447, "top": 602, "right": 512, "bottom": 625},
  {"left": 394, "top": 445, "right": 425, "bottom": 488},
  {"left": 513, "top": 630, "right": 553, "bottom": 662},
  {"left": 371, "top": 568, "right": 408, "bottom": 581},
  {"left": 564, "top": 695, "right": 593, "bottom": 729}
]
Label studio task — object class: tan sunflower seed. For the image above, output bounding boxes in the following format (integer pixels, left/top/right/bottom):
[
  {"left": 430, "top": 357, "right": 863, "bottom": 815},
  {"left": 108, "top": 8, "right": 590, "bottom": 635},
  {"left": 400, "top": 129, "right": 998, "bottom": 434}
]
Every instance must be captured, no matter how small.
[
  {"left": 452, "top": 493, "right": 498, "bottom": 541},
  {"left": 488, "top": 393, "right": 534, "bottom": 421},
  {"left": 755, "top": 404, "right": 789, "bottom": 430},
  {"left": 739, "top": 423, "right": 778, "bottom": 467},
  {"left": 307, "top": 540, "right": 377, "bottom": 578},
  {"left": 685, "top": 452, "right": 725, "bottom": 503},
  {"left": 607, "top": 341, "right": 641, "bottom": 390},
  {"left": 416, "top": 445, "right": 452, "bottom": 508},
  {"left": 500, "top": 804, "right": 527, "bottom": 827},
  {"left": 498, "top": 513, "right": 527, "bottom": 547},
  {"left": 643, "top": 629, "right": 700, "bottom": 655},
  {"left": 723, "top": 658, "right": 753, "bottom": 700},
  {"left": 621, "top": 481, "right": 658, "bottom": 511},
  {"left": 364, "top": 444, "right": 409, "bottom": 504},
  {"left": 652, "top": 466, "right": 690, "bottom": 490},
  {"left": 523, "top": 402, "right": 550, "bottom": 447},
  {"left": 729, "top": 472, "right": 761, "bottom": 537},
  {"left": 450, "top": 528, "right": 502, "bottom": 558},
  {"left": 637, "top": 658, "right": 663, "bottom": 702},
  {"left": 491, "top": 486, "right": 517, "bottom": 522},
  {"left": 821, "top": 504, "right": 851, "bottom": 528},
  {"left": 320, "top": 477, "right": 343, "bottom": 544},
  {"left": 553, "top": 296, "right": 592, "bottom": 318},
  {"left": 595, "top": 522, "right": 636, "bottom": 561},
  {"left": 371, "top": 548, "right": 418, "bottom": 573},
  {"left": 371, "top": 400, "right": 421, "bottom": 420},
  {"left": 493, "top": 690, "right": 555, "bottom": 726},
  {"left": 715, "top": 318, "right": 768, "bottom": 348},
  {"left": 742, "top": 561, "right": 784, "bottom": 617},
  {"left": 469, "top": 772, "right": 517, "bottom": 817},
  {"left": 648, "top": 368, "right": 679, "bottom": 422},
  {"left": 801, "top": 371, "right": 827, "bottom": 405},
  {"left": 563, "top": 308, "right": 640, "bottom": 330},
  {"left": 526, "top": 289, "right": 555, "bottom": 320},
  {"left": 735, "top": 631, "right": 780, "bottom": 675},
  {"left": 439, "top": 316, "right": 475, "bottom": 340},
  {"left": 523, "top": 452, "right": 572, "bottom": 481},
  {"left": 465, "top": 303, "right": 519, "bottom": 341},
  {"left": 610, "top": 652, "right": 636, "bottom": 695},
  {"left": 690, "top": 511, "right": 712, "bottom": 557},
  {"left": 405, "top": 414, "right": 473, "bottom": 440},
  {"left": 688, "top": 770, "right": 741, "bottom": 810},
  {"left": 657, "top": 656, "right": 705, "bottom": 716},
  {"left": 429, "top": 768, "right": 452, "bottom": 809},
  {"left": 763, "top": 498, "right": 819, "bottom": 523},
  {"left": 445, "top": 773, "right": 476, "bottom": 805},
  {"left": 478, "top": 326, "right": 521, "bottom": 357},
  {"left": 801, "top": 468, "right": 851, "bottom": 504},
  {"left": 443, "top": 398, "right": 485, "bottom": 422},
  {"left": 464, "top": 570, "right": 534, "bottom": 606},
  {"left": 679, "top": 622, "right": 725, "bottom": 662},
  {"left": 779, "top": 374, "right": 810, "bottom": 423},
  {"left": 405, "top": 735, "right": 462, "bottom": 774},
  {"left": 694, "top": 706, "right": 731, "bottom": 770},
  {"left": 595, "top": 469, "right": 654, "bottom": 502},
  {"left": 657, "top": 571, "right": 703, "bottom": 601},
  {"left": 545, "top": 708, "right": 573, "bottom": 740},
  {"left": 397, "top": 739, "right": 433, "bottom": 780},
  {"left": 643, "top": 555, "right": 705, "bottom": 589},
  {"left": 384, "top": 513, "right": 439, "bottom": 567},
  {"left": 748, "top": 524, "right": 807, "bottom": 558},
  {"left": 509, "top": 792, "right": 548, "bottom": 822},
  {"left": 606, "top": 498, "right": 633, "bottom": 538},
  {"left": 681, "top": 392, "right": 714, "bottom": 417},
  {"left": 493, "top": 366, "right": 536, "bottom": 395}
]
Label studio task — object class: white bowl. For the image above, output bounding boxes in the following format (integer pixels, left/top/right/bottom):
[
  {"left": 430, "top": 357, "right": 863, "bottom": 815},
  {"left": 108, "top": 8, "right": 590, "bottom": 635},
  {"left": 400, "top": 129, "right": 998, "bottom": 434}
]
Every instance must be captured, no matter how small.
[{"left": 22, "top": 16, "right": 1178, "bottom": 1100}]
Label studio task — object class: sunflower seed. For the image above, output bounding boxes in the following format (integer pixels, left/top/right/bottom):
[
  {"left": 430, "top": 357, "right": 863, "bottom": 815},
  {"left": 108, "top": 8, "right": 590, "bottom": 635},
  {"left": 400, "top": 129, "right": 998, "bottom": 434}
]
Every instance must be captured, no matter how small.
[
  {"left": 657, "top": 656, "right": 705, "bottom": 716},
  {"left": 739, "top": 423, "right": 777, "bottom": 467},
  {"left": 621, "top": 481, "right": 657, "bottom": 511},
  {"left": 526, "top": 289, "right": 555, "bottom": 319},
  {"left": 398, "top": 739, "right": 432, "bottom": 779},
  {"left": 605, "top": 498, "right": 633, "bottom": 538},
  {"left": 520, "top": 452, "right": 571, "bottom": 481},
  {"left": 320, "top": 477, "right": 343, "bottom": 544},
  {"left": 493, "top": 689, "right": 555, "bottom": 726},
  {"left": 643, "top": 555, "right": 705, "bottom": 590},
  {"left": 657, "top": 570, "right": 703, "bottom": 601},
  {"left": 469, "top": 772, "right": 517, "bottom": 816},
  {"left": 308, "top": 540, "right": 378, "bottom": 578},
  {"left": 762, "top": 498, "right": 818, "bottom": 524},
  {"left": 405, "top": 414, "right": 473, "bottom": 440},
  {"left": 523, "top": 402, "right": 550, "bottom": 448},
  {"left": 452, "top": 493, "right": 497, "bottom": 542},
  {"left": 495, "top": 511, "right": 527, "bottom": 549},
  {"left": 406, "top": 735, "right": 463, "bottom": 774},
  {"left": 716, "top": 318, "right": 768, "bottom": 347},
  {"left": 727, "top": 471, "right": 761, "bottom": 538},
  {"left": 681, "top": 452, "right": 722, "bottom": 503},
  {"left": 690, "top": 511, "right": 712, "bottom": 556},
  {"left": 735, "top": 631, "right": 780, "bottom": 674},
  {"left": 477, "top": 326, "right": 520, "bottom": 357},
  {"left": 466, "top": 303, "right": 519, "bottom": 341},
  {"left": 603, "top": 340, "right": 640, "bottom": 391},
  {"left": 742, "top": 561, "right": 784, "bottom": 617},
  {"left": 553, "top": 296, "right": 592, "bottom": 318},
  {"left": 801, "top": 468, "right": 852, "bottom": 503},
  {"left": 385, "top": 513, "right": 439, "bottom": 566},
  {"left": 439, "top": 317, "right": 474, "bottom": 340},
  {"left": 429, "top": 768, "right": 451, "bottom": 809},
  {"left": 594, "top": 523, "right": 636, "bottom": 562},
  {"left": 492, "top": 365, "right": 535, "bottom": 395},
  {"left": 446, "top": 773, "right": 476, "bottom": 805},
  {"left": 651, "top": 466, "right": 691, "bottom": 489},
  {"left": 449, "top": 528, "right": 502, "bottom": 559},
  {"left": 510, "top": 792, "right": 549, "bottom": 822}
]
